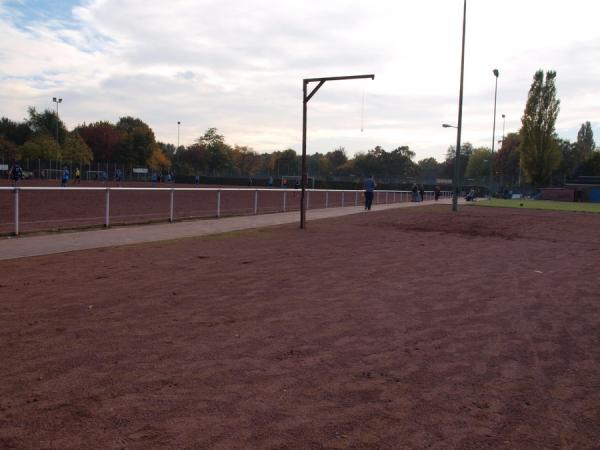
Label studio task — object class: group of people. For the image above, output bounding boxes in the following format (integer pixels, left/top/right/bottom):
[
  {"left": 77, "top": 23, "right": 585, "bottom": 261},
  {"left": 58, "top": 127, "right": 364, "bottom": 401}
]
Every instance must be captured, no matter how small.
[{"left": 362, "top": 177, "right": 442, "bottom": 210}]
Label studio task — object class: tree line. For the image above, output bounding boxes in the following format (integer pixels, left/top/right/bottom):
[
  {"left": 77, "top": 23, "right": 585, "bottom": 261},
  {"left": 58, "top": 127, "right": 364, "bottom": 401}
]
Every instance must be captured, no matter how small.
[{"left": 1, "top": 69, "right": 599, "bottom": 186}]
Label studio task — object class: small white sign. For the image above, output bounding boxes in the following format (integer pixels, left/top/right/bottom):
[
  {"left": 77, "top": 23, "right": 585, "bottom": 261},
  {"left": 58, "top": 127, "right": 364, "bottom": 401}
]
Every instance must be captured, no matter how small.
[
  {"left": 0, "top": 164, "right": 8, "bottom": 171},
  {"left": 133, "top": 168, "right": 148, "bottom": 174}
]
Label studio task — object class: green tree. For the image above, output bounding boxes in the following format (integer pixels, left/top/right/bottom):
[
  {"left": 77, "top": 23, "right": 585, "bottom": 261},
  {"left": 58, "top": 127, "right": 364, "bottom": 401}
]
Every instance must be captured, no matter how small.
[
  {"left": 61, "top": 131, "right": 93, "bottom": 164},
  {"left": 195, "top": 128, "right": 232, "bottom": 175},
  {"left": 325, "top": 147, "right": 348, "bottom": 175},
  {"left": 0, "top": 117, "right": 32, "bottom": 145},
  {"left": 519, "top": 70, "right": 561, "bottom": 186},
  {"left": 442, "top": 142, "right": 473, "bottom": 182},
  {"left": 232, "top": 145, "right": 261, "bottom": 175},
  {"left": 465, "top": 147, "right": 492, "bottom": 182},
  {"left": 20, "top": 135, "right": 62, "bottom": 160},
  {"left": 578, "top": 152, "right": 600, "bottom": 176},
  {"left": 27, "top": 107, "right": 68, "bottom": 145},
  {"left": 417, "top": 157, "right": 442, "bottom": 182},
  {"left": 495, "top": 133, "right": 522, "bottom": 187},
  {"left": 575, "top": 121, "right": 595, "bottom": 160},
  {"left": 116, "top": 117, "right": 157, "bottom": 164}
]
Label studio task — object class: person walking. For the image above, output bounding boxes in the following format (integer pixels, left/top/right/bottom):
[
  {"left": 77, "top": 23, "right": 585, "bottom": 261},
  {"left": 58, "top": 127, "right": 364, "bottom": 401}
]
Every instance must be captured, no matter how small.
[
  {"left": 60, "top": 166, "right": 70, "bottom": 187},
  {"left": 434, "top": 185, "right": 441, "bottom": 201},
  {"left": 74, "top": 167, "right": 81, "bottom": 184},
  {"left": 8, "top": 161, "right": 23, "bottom": 187},
  {"left": 419, "top": 185, "right": 425, "bottom": 202},
  {"left": 411, "top": 183, "right": 419, "bottom": 202},
  {"left": 364, "top": 175, "right": 376, "bottom": 210}
]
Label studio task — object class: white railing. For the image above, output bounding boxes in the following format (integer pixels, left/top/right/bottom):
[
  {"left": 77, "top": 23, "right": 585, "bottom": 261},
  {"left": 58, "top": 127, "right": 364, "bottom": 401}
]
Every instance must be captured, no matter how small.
[{"left": 0, "top": 186, "right": 452, "bottom": 235}]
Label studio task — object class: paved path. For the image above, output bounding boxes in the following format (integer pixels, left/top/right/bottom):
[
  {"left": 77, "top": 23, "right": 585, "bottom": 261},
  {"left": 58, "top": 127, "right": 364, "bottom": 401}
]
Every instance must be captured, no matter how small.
[{"left": 0, "top": 200, "right": 451, "bottom": 260}]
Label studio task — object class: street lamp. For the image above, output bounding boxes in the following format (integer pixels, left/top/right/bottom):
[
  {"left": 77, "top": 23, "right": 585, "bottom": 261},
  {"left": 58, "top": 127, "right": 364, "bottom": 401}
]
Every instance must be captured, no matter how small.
[
  {"left": 52, "top": 97, "right": 62, "bottom": 143},
  {"left": 450, "top": 0, "right": 467, "bottom": 212},
  {"left": 501, "top": 113, "right": 506, "bottom": 141},
  {"left": 490, "top": 69, "right": 499, "bottom": 197},
  {"left": 177, "top": 121, "right": 181, "bottom": 149},
  {"left": 442, "top": 124, "right": 457, "bottom": 128}
]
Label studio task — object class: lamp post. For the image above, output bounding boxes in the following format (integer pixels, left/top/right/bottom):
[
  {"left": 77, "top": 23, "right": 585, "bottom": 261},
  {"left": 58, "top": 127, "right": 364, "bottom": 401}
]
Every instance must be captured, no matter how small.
[
  {"left": 451, "top": 0, "right": 467, "bottom": 212},
  {"left": 300, "top": 73, "right": 375, "bottom": 229},
  {"left": 501, "top": 113, "right": 506, "bottom": 141},
  {"left": 177, "top": 121, "right": 181, "bottom": 149},
  {"left": 52, "top": 97, "right": 62, "bottom": 143},
  {"left": 490, "top": 69, "right": 499, "bottom": 197}
]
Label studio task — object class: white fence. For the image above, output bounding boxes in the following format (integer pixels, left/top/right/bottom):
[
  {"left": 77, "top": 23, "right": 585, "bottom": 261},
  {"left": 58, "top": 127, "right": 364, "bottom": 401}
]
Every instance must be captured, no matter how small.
[{"left": 0, "top": 187, "right": 452, "bottom": 235}]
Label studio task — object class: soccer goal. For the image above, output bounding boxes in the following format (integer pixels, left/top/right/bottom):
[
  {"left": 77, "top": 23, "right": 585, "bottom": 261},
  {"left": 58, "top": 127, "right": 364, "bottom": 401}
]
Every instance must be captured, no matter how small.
[{"left": 281, "top": 175, "right": 316, "bottom": 189}]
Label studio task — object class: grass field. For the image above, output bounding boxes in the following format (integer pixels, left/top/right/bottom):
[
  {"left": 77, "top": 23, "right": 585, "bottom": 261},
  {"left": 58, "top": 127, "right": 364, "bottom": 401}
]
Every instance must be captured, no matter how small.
[{"left": 469, "top": 198, "right": 600, "bottom": 213}]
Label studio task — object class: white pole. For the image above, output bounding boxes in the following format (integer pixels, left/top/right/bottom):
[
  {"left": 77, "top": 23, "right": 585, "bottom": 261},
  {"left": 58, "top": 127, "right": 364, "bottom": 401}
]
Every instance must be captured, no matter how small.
[
  {"left": 170, "top": 188, "right": 174, "bottom": 222},
  {"left": 14, "top": 188, "right": 19, "bottom": 236},
  {"left": 254, "top": 189, "right": 258, "bottom": 214},
  {"left": 105, "top": 188, "right": 110, "bottom": 228},
  {"left": 217, "top": 189, "right": 221, "bottom": 217}
]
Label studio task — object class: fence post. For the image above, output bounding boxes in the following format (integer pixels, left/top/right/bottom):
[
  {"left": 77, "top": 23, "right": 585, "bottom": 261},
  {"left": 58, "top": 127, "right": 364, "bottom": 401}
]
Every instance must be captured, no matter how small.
[
  {"left": 342, "top": 191, "right": 345, "bottom": 207},
  {"left": 217, "top": 189, "right": 221, "bottom": 217},
  {"left": 254, "top": 189, "right": 258, "bottom": 214},
  {"left": 325, "top": 191, "right": 329, "bottom": 208},
  {"left": 170, "top": 188, "right": 174, "bottom": 222},
  {"left": 14, "top": 187, "right": 19, "bottom": 236},
  {"left": 283, "top": 191, "right": 287, "bottom": 212},
  {"left": 105, "top": 188, "right": 110, "bottom": 228}
]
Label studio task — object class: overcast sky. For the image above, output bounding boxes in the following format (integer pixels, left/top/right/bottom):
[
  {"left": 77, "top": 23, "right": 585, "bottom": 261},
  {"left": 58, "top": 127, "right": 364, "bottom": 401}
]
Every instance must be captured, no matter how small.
[{"left": 1, "top": 0, "right": 599, "bottom": 161}]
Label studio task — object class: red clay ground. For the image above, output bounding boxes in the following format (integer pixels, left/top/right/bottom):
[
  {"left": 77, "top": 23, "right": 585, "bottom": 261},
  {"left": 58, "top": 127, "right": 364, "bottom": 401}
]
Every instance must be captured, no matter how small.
[
  {"left": 0, "top": 180, "right": 409, "bottom": 235},
  {"left": 1, "top": 205, "right": 599, "bottom": 449}
]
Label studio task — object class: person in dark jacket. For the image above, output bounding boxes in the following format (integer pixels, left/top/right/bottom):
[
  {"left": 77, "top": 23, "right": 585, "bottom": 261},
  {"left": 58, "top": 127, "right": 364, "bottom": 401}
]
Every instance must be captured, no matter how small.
[{"left": 364, "top": 175, "right": 376, "bottom": 210}]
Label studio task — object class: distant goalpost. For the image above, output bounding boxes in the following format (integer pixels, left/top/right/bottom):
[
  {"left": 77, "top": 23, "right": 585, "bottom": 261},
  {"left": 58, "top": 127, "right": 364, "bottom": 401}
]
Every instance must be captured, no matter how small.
[{"left": 281, "top": 175, "right": 315, "bottom": 189}]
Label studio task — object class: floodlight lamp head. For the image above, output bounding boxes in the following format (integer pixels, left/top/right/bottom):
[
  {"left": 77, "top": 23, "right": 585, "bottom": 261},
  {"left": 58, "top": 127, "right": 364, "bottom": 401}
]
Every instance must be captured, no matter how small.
[
  {"left": 53, "top": 97, "right": 56, "bottom": 102},
  {"left": 442, "top": 124, "right": 455, "bottom": 128},
  {"left": 493, "top": 69, "right": 499, "bottom": 77}
]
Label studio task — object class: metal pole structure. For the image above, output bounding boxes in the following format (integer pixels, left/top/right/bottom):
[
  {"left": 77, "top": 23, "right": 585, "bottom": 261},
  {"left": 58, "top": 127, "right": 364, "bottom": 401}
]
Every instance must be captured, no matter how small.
[
  {"left": 14, "top": 188, "right": 19, "bottom": 236},
  {"left": 502, "top": 114, "right": 506, "bottom": 142},
  {"left": 170, "top": 189, "right": 174, "bottom": 222},
  {"left": 490, "top": 69, "right": 499, "bottom": 197},
  {"left": 177, "top": 121, "right": 180, "bottom": 149},
  {"left": 300, "top": 74, "right": 375, "bottom": 228},
  {"left": 52, "top": 97, "right": 62, "bottom": 144},
  {"left": 452, "top": 0, "right": 467, "bottom": 212},
  {"left": 105, "top": 188, "right": 110, "bottom": 228}
]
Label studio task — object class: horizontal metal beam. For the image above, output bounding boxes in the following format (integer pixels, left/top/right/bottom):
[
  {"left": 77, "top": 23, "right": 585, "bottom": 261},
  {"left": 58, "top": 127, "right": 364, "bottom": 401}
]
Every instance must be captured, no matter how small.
[{"left": 304, "top": 74, "right": 375, "bottom": 83}]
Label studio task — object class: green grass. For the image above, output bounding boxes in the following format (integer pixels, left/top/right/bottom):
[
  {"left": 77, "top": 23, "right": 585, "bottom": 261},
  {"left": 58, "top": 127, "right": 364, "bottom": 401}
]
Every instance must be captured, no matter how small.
[{"left": 469, "top": 198, "right": 600, "bottom": 213}]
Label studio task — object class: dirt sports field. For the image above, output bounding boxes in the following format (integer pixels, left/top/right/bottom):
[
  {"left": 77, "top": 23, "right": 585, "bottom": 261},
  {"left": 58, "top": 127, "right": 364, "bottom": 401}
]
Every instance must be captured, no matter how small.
[
  {"left": 1, "top": 205, "right": 599, "bottom": 449},
  {"left": 0, "top": 180, "right": 413, "bottom": 235}
]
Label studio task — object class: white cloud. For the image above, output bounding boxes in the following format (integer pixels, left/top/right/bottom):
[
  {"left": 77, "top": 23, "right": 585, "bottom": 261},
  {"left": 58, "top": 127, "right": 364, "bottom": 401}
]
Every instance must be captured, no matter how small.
[{"left": 1, "top": 0, "right": 600, "bottom": 161}]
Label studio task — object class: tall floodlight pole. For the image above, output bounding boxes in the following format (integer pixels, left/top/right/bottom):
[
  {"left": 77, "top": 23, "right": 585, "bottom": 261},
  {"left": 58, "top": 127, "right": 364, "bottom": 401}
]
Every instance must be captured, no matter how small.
[
  {"left": 502, "top": 113, "right": 506, "bottom": 141},
  {"left": 52, "top": 97, "right": 62, "bottom": 143},
  {"left": 300, "top": 74, "right": 375, "bottom": 229},
  {"left": 177, "top": 121, "right": 181, "bottom": 149},
  {"left": 489, "top": 69, "right": 499, "bottom": 197},
  {"left": 452, "top": 0, "right": 467, "bottom": 212}
]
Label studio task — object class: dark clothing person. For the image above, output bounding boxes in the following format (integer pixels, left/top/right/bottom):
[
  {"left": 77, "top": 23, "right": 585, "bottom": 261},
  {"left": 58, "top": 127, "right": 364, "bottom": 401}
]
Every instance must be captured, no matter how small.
[
  {"left": 364, "top": 176, "right": 376, "bottom": 210},
  {"left": 434, "top": 185, "right": 441, "bottom": 201},
  {"left": 419, "top": 185, "right": 425, "bottom": 202},
  {"left": 411, "top": 184, "right": 419, "bottom": 202},
  {"left": 8, "top": 163, "right": 23, "bottom": 186}
]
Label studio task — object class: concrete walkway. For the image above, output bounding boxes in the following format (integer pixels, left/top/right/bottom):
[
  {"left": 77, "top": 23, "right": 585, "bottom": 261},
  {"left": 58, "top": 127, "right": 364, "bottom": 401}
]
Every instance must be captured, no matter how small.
[{"left": 0, "top": 200, "right": 451, "bottom": 260}]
